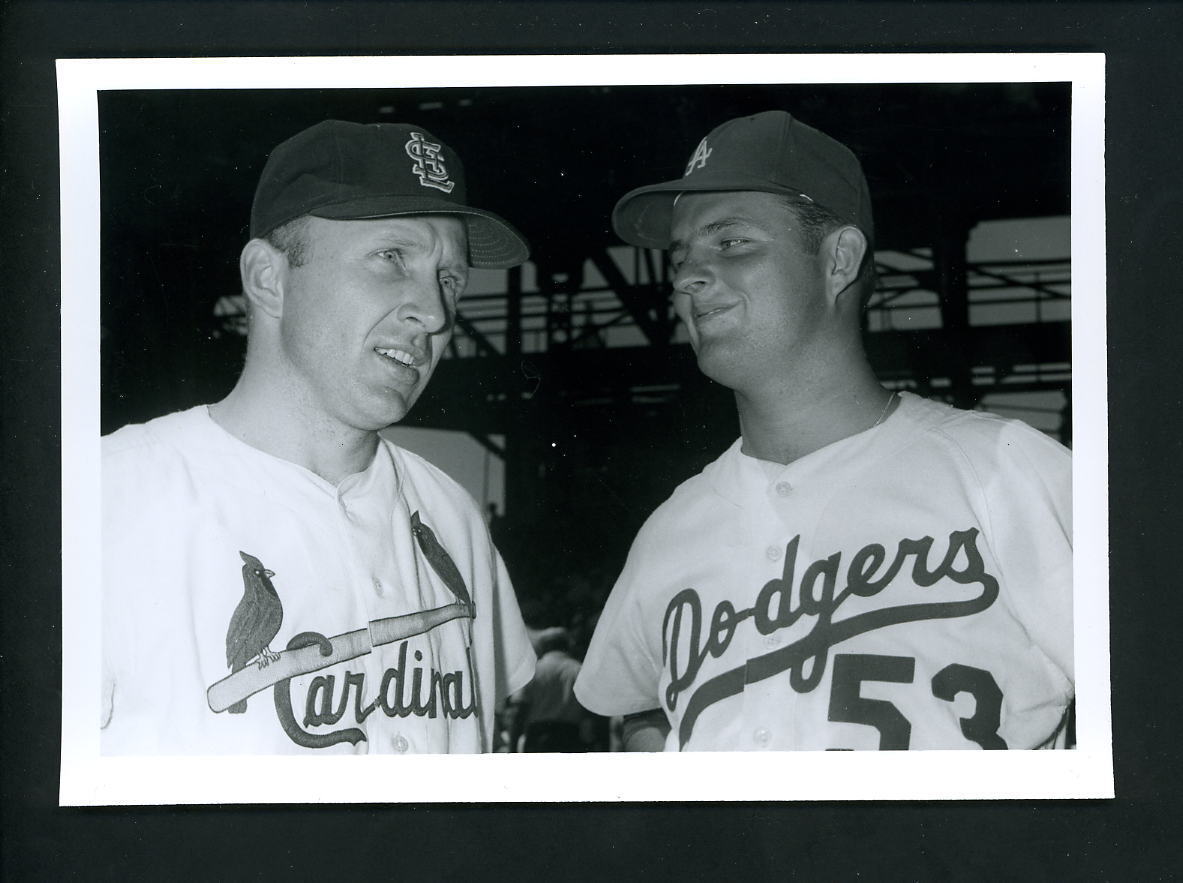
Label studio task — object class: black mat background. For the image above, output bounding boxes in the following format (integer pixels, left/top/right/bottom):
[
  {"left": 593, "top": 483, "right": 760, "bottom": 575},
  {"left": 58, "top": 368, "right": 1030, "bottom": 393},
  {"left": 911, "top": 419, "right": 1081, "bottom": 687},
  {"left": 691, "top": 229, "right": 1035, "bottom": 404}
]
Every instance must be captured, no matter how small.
[{"left": 2, "top": 2, "right": 1179, "bottom": 878}]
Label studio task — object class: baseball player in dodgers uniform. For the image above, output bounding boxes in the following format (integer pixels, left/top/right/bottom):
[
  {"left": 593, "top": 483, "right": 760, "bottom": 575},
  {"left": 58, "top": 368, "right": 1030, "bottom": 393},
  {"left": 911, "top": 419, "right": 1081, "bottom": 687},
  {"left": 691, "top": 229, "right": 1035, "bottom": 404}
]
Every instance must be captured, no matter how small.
[
  {"left": 102, "top": 121, "right": 536, "bottom": 754},
  {"left": 574, "top": 111, "right": 1073, "bottom": 751}
]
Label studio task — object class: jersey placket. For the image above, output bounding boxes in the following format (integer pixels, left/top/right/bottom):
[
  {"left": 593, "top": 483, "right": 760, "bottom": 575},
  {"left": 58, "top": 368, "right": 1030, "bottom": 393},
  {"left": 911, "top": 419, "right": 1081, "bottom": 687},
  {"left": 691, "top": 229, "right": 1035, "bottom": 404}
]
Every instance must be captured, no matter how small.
[
  {"left": 333, "top": 454, "right": 420, "bottom": 754},
  {"left": 734, "top": 463, "right": 804, "bottom": 751}
]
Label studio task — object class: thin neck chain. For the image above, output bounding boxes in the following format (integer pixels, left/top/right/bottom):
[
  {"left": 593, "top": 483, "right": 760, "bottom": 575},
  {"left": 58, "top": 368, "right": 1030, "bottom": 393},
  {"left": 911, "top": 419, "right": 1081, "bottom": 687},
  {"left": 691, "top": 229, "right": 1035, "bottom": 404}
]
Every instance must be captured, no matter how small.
[{"left": 872, "top": 391, "right": 897, "bottom": 428}]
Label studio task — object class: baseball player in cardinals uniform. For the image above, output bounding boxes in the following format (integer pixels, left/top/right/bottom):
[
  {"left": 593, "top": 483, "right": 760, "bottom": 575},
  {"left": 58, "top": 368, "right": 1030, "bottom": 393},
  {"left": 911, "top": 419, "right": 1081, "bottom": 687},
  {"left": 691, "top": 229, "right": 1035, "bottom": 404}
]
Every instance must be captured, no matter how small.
[
  {"left": 573, "top": 111, "right": 1073, "bottom": 751},
  {"left": 102, "top": 120, "right": 536, "bottom": 754}
]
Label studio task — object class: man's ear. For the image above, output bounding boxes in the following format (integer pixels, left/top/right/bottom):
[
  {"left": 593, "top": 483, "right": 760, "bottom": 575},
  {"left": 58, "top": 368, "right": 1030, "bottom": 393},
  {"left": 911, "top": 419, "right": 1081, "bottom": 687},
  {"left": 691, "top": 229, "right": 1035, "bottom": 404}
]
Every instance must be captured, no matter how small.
[
  {"left": 239, "top": 238, "right": 287, "bottom": 319},
  {"left": 825, "top": 225, "right": 868, "bottom": 303}
]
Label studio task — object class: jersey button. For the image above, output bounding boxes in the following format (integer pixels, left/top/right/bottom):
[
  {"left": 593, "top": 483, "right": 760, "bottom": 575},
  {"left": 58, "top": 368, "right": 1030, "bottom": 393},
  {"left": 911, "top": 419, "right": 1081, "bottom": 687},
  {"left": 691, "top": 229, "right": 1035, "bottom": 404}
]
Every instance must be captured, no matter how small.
[
  {"left": 753, "top": 728, "right": 771, "bottom": 747},
  {"left": 394, "top": 735, "right": 409, "bottom": 753},
  {"left": 775, "top": 481, "right": 792, "bottom": 497},
  {"left": 766, "top": 545, "right": 782, "bottom": 561}
]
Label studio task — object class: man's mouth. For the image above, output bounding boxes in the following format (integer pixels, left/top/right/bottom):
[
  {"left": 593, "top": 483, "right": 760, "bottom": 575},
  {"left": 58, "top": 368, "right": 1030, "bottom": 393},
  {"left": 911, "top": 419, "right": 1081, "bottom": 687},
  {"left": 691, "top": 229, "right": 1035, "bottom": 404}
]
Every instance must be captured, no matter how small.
[
  {"left": 374, "top": 346, "right": 422, "bottom": 369},
  {"left": 373, "top": 343, "right": 425, "bottom": 378},
  {"left": 693, "top": 304, "right": 734, "bottom": 324}
]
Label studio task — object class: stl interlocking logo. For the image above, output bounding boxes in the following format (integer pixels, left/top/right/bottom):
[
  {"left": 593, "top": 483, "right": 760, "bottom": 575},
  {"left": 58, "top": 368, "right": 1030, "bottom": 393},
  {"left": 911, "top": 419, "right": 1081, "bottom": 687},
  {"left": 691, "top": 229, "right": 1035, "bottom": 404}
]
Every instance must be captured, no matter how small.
[{"left": 405, "top": 131, "right": 456, "bottom": 193}]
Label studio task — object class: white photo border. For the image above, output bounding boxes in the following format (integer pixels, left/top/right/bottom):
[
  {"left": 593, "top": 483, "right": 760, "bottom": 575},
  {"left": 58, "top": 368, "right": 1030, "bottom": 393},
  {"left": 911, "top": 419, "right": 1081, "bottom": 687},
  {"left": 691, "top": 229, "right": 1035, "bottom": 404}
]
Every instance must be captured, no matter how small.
[{"left": 59, "top": 53, "right": 1111, "bottom": 805}]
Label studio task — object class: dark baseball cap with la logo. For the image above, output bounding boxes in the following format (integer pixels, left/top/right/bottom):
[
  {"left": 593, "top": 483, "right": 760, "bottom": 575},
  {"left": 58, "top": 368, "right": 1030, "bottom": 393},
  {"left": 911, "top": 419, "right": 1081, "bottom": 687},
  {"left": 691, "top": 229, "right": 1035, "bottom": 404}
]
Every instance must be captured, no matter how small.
[
  {"left": 612, "top": 110, "right": 873, "bottom": 250},
  {"left": 250, "top": 119, "right": 529, "bottom": 269}
]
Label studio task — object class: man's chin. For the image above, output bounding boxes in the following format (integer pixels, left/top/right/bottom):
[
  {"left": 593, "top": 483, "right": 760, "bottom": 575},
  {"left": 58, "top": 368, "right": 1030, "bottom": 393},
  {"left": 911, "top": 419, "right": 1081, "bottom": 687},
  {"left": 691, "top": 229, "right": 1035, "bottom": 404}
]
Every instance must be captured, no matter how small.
[
  {"left": 693, "top": 343, "right": 734, "bottom": 377},
  {"left": 378, "top": 402, "right": 416, "bottom": 429},
  {"left": 694, "top": 348, "right": 753, "bottom": 393},
  {"left": 360, "top": 390, "right": 420, "bottom": 432}
]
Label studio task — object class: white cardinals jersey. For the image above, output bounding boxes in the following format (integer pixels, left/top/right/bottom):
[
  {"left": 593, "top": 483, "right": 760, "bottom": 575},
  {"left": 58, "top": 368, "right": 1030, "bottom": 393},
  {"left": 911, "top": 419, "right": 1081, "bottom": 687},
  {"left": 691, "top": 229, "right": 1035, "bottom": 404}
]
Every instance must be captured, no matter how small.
[
  {"left": 101, "top": 406, "right": 535, "bottom": 755},
  {"left": 575, "top": 393, "right": 1073, "bottom": 751}
]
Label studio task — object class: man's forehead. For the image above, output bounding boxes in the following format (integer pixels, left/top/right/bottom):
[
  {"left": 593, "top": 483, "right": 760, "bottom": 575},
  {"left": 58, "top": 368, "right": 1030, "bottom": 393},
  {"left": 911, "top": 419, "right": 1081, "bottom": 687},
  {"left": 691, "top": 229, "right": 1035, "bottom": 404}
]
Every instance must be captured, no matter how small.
[
  {"left": 669, "top": 191, "right": 785, "bottom": 242},
  {"left": 309, "top": 213, "right": 461, "bottom": 236},
  {"left": 309, "top": 213, "right": 469, "bottom": 254}
]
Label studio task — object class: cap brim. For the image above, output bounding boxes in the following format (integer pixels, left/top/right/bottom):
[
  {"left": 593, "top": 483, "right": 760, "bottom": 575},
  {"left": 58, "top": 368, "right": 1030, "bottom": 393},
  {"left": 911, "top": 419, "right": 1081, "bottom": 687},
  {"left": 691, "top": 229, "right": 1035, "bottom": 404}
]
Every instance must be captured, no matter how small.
[
  {"left": 612, "top": 174, "right": 817, "bottom": 250},
  {"left": 311, "top": 194, "right": 530, "bottom": 269}
]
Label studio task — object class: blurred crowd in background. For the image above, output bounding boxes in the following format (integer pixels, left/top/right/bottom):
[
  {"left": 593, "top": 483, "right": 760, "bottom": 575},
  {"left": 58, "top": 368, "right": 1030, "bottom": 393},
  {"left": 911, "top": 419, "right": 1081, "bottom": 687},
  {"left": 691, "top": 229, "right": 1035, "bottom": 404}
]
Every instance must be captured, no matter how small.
[{"left": 493, "top": 568, "right": 617, "bottom": 753}]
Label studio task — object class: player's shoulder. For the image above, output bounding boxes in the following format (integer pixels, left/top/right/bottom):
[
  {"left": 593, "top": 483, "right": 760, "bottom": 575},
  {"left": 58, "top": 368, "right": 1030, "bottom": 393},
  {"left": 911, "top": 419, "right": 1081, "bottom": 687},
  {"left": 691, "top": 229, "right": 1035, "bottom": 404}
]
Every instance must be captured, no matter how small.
[
  {"left": 894, "top": 392, "right": 1074, "bottom": 487},
  {"left": 102, "top": 406, "right": 209, "bottom": 471},
  {"left": 899, "top": 392, "right": 1069, "bottom": 454},
  {"left": 633, "top": 440, "right": 741, "bottom": 539},
  {"left": 101, "top": 407, "right": 218, "bottom": 528},
  {"left": 380, "top": 437, "right": 485, "bottom": 519}
]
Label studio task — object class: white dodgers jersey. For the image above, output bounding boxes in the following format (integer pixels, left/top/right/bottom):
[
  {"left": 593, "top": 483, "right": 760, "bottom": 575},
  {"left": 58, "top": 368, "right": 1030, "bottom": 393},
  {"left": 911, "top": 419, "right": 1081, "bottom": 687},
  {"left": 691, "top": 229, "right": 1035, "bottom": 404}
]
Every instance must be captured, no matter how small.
[{"left": 575, "top": 393, "right": 1073, "bottom": 751}]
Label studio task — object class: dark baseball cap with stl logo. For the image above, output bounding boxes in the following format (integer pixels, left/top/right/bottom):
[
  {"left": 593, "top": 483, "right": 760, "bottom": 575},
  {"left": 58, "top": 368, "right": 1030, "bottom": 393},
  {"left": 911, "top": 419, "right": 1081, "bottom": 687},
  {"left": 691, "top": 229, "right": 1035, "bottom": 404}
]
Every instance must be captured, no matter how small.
[
  {"left": 612, "top": 110, "right": 874, "bottom": 250},
  {"left": 250, "top": 119, "right": 529, "bottom": 269}
]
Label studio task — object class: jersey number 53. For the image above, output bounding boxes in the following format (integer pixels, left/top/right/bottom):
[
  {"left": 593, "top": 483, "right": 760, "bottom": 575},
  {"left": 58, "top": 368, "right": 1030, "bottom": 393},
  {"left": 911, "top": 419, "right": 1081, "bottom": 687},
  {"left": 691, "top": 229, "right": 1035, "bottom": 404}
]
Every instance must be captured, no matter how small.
[{"left": 827, "top": 653, "right": 1006, "bottom": 749}]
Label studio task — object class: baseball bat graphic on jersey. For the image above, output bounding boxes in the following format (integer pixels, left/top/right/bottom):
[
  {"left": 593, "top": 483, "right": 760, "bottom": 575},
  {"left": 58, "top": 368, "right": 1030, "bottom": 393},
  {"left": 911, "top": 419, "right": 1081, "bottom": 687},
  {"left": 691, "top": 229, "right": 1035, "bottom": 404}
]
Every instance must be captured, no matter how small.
[{"left": 206, "top": 602, "right": 472, "bottom": 713}]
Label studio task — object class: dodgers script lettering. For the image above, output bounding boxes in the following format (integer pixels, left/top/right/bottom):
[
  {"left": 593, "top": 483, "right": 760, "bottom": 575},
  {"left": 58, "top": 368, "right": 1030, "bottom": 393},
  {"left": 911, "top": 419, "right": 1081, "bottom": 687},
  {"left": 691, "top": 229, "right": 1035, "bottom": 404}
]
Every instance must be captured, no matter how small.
[{"left": 662, "top": 527, "right": 999, "bottom": 747}]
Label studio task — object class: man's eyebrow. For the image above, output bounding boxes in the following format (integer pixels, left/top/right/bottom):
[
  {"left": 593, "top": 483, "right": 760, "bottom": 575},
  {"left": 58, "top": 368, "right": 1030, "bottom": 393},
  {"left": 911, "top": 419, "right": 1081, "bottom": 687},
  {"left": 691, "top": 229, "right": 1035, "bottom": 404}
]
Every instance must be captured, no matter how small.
[
  {"left": 368, "top": 233, "right": 423, "bottom": 249},
  {"left": 702, "top": 216, "right": 756, "bottom": 234},
  {"left": 669, "top": 216, "right": 759, "bottom": 254}
]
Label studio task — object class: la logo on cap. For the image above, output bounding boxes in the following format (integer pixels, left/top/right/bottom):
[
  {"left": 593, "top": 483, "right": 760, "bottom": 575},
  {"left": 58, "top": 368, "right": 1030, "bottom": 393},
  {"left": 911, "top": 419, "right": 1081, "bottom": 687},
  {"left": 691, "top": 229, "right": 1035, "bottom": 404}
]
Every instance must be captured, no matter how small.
[
  {"left": 684, "top": 137, "right": 713, "bottom": 176},
  {"left": 405, "top": 131, "right": 455, "bottom": 193}
]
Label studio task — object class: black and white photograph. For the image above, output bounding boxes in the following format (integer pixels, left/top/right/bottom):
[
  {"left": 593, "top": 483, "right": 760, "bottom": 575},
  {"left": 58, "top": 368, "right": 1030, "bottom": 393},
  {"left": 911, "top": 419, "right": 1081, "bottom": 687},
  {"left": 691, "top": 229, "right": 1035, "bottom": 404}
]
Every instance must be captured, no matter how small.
[{"left": 58, "top": 54, "right": 1109, "bottom": 804}]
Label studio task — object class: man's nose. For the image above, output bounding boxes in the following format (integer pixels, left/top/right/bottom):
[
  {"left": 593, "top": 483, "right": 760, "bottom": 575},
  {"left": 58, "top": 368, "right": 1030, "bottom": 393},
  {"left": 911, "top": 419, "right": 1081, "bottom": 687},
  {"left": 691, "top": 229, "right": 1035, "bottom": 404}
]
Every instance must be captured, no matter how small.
[
  {"left": 672, "top": 255, "right": 712, "bottom": 297},
  {"left": 397, "top": 274, "right": 449, "bottom": 334}
]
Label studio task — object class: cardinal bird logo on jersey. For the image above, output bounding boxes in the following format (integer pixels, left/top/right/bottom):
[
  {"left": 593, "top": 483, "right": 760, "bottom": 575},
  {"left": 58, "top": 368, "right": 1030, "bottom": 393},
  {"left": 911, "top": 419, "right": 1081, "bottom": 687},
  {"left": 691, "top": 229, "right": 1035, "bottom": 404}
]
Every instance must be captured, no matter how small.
[
  {"left": 410, "top": 511, "right": 473, "bottom": 613},
  {"left": 224, "top": 551, "right": 285, "bottom": 713}
]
